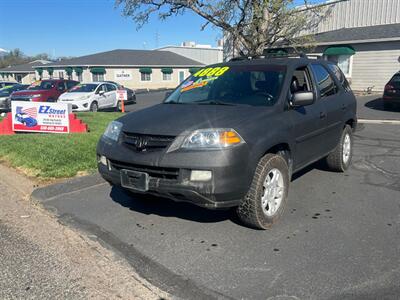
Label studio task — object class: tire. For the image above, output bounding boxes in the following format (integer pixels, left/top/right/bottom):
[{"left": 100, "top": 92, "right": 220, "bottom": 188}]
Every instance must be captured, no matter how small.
[
  {"left": 325, "top": 125, "right": 353, "bottom": 172},
  {"left": 90, "top": 101, "right": 98, "bottom": 112},
  {"left": 237, "top": 154, "right": 289, "bottom": 230},
  {"left": 116, "top": 101, "right": 122, "bottom": 112}
]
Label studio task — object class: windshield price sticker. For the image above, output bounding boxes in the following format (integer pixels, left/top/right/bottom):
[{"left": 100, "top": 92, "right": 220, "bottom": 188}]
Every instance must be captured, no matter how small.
[{"left": 194, "top": 66, "right": 230, "bottom": 77}]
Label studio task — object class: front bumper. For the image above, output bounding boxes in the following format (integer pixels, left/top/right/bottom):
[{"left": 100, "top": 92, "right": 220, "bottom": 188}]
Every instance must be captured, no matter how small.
[
  {"left": 97, "top": 137, "right": 253, "bottom": 209},
  {"left": 59, "top": 100, "right": 90, "bottom": 111},
  {"left": 0, "top": 97, "right": 10, "bottom": 111}
]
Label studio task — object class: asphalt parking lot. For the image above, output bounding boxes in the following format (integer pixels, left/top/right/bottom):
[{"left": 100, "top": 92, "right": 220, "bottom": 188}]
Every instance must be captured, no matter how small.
[{"left": 33, "top": 92, "right": 400, "bottom": 299}]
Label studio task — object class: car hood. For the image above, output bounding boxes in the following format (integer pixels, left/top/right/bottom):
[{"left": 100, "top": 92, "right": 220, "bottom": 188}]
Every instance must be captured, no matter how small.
[
  {"left": 59, "top": 92, "right": 93, "bottom": 100},
  {"left": 12, "top": 89, "right": 47, "bottom": 96},
  {"left": 119, "top": 103, "right": 274, "bottom": 137}
]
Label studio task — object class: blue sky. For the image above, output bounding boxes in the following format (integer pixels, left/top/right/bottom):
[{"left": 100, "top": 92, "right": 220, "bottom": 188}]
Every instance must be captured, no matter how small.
[
  {"left": 0, "top": 0, "right": 325, "bottom": 58},
  {"left": 0, "top": 0, "right": 221, "bottom": 57}
]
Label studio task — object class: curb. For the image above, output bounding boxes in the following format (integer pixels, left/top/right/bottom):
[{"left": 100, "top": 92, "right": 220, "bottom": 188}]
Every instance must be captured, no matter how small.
[
  {"left": 31, "top": 173, "right": 227, "bottom": 300},
  {"left": 358, "top": 119, "right": 400, "bottom": 125},
  {"left": 31, "top": 173, "right": 106, "bottom": 203}
]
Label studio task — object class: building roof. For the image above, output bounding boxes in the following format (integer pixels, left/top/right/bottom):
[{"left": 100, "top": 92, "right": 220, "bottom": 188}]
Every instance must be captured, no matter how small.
[
  {"left": 0, "top": 60, "right": 51, "bottom": 73},
  {"left": 313, "top": 23, "right": 400, "bottom": 45},
  {"left": 36, "top": 49, "right": 204, "bottom": 68}
]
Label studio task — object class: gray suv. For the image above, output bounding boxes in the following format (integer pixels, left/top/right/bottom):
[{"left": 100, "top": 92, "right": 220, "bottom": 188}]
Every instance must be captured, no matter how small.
[{"left": 97, "top": 54, "right": 357, "bottom": 229}]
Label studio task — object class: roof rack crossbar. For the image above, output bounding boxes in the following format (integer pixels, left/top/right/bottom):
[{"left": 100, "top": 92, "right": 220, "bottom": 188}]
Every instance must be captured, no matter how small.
[{"left": 229, "top": 52, "right": 323, "bottom": 62}]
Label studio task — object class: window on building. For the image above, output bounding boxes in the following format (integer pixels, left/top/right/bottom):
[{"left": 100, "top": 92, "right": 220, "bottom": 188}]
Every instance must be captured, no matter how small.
[
  {"left": 77, "top": 73, "right": 83, "bottom": 82},
  {"left": 310, "top": 64, "right": 338, "bottom": 98},
  {"left": 16, "top": 74, "right": 22, "bottom": 83},
  {"left": 162, "top": 73, "right": 172, "bottom": 81},
  {"left": 141, "top": 73, "right": 151, "bottom": 81},
  {"left": 326, "top": 55, "right": 352, "bottom": 77},
  {"left": 59, "top": 71, "right": 64, "bottom": 79},
  {"left": 92, "top": 73, "right": 104, "bottom": 81}
]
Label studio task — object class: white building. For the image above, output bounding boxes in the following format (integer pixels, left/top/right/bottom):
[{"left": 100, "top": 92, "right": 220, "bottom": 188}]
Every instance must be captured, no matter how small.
[
  {"left": 157, "top": 41, "right": 223, "bottom": 65},
  {"left": 301, "top": 0, "right": 400, "bottom": 91}
]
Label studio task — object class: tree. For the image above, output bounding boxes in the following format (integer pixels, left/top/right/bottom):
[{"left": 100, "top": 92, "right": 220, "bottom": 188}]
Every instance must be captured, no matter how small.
[{"left": 116, "top": 0, "right": 339, "bottom": 56}]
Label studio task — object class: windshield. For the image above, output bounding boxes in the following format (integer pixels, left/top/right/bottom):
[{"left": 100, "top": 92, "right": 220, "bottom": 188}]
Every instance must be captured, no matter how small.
[
  {"left": 165, "top": 65, "right": 286, "bottom": 106},
  {"left": 69, "top": 84, "right": 98, "bottom": 93},
  {"left": 27, "top": 81, "right": 55, "bottom": 90},
  {"left": 0, "top": 85, "right": 24, "bottom": 97}
]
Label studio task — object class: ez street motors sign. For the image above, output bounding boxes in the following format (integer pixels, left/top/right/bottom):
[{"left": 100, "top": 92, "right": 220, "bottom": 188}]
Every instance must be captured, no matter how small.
[{"left": 12, "top": 101, "right": 72, "bottom": 133}]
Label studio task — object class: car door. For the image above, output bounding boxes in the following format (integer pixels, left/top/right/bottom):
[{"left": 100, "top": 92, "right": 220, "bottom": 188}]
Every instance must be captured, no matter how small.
[
  {"left": 105, "top": 83, "right": 117, "bottom": 107},
  {"left": 95, "top": 84, "right": 108, "bottom": 108},
  {"left": 288, "top": 66, "right": 328, "bottom": 169},
  {"left": 310, "top": 63, "right": 344, "bottom": 153}
]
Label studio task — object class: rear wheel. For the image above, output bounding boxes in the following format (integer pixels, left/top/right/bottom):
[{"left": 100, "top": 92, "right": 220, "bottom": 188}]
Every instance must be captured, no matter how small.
[
  {"left": 90, "top": 101, "right": 98, "bottom": 112},
  {"left": 237, "top": 154, "right": 289, "bottom": 229},
  {"left": 325, "top": 125, "right": 353, "bottom": 172}
]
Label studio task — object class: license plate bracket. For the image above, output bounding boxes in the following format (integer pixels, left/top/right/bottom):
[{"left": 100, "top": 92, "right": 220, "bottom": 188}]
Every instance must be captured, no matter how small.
[{"left": 120, "top": 169, "right": 149, "bottom": 192}]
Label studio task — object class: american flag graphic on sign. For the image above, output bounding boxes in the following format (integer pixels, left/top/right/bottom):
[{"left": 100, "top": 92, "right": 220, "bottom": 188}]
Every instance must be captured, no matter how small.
[{"left": 21, "top": 107, "right": 37, "bottom": 119}]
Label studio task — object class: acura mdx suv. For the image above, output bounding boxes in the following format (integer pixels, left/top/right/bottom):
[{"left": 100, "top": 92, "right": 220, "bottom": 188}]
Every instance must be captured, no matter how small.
[{"left": 97, "top": 54, "right": 357, "bottom": 229}]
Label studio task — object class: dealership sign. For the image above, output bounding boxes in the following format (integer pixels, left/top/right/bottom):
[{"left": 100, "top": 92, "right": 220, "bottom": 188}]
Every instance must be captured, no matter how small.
[
  {"left": 12, "top": 101, "right": 71, "bottom": 133},
  {"left": 114, "top": 69, "right": 133, "bottom": 81}
]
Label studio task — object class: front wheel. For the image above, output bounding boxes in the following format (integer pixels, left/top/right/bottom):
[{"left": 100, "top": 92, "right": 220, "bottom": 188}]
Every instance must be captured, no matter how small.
[
  {"left": 116, "top": 101, "right": 122, "bottom": 112},
  {"left": 325, "top": 125, "right": 353, "bottom": 172},
  {"left": 90, "top": 102, "right": 98, "bottom": 112},
  {"left": 237, "top": 154, "right": 289, "bottom": 229}
]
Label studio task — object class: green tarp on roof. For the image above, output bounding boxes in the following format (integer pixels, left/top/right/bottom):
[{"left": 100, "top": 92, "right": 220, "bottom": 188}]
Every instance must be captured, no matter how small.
[
  {"left": 64, "top": 67, "right": 73, "bottom": 75},
  {"left": 265, "top": 48, "right": 288, "bottom": 56},
  {"left": 74, "top": 67, "right": 83, "bottom": 74},
  {"left": 161, "top": 67, "right": 173, "bottom": 74},
  {"left": 323, "top": 46, "right": 355, "bottom": 56},
  {"left": 90, "top": 67, "right": 106, "bottom": 74},
  {"left": 189, "top": 67, "right": 201, "bottom": 74},
  {"left": 139, "top": 67, "right": 152, "bottom": 74}
]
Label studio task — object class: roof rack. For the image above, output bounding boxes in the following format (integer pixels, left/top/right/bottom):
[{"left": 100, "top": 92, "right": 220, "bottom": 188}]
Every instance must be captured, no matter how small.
[{"left": 229, "top": 52, "right": 323, "bottom": 62}]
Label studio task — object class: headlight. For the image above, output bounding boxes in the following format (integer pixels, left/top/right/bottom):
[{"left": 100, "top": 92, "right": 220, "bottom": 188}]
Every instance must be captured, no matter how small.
[
  {"left": 180, "top": 128, "right": 244, "bottom": 150},
  {"left": 30, "top": 94, "right": 41, "bottom": 99},
  {"left": 103, "top": 121, "right": 122, "bottom": 142}
]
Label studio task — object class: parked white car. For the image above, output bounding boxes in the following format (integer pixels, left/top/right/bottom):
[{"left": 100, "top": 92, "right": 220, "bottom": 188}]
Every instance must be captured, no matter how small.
[{"left": 58, "top": 82, "right": 119, "bottom": 112}]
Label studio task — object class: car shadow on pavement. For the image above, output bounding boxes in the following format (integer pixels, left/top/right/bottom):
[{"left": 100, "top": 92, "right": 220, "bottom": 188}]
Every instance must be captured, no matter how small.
[
  {"left": 365, "top": 98, "right": 400, "bottom": 112},
  {"left": 109, "top": 186, "right": 240, "bottom": 224}
]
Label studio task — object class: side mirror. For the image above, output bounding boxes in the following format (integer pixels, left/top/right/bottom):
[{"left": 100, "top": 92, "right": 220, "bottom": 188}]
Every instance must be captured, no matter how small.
[
  {"left": 291, "top": 91, "right": 314, "bottom": 107},
  {"left": 98, "top": 90, "right": 105, "bottom": 96}
]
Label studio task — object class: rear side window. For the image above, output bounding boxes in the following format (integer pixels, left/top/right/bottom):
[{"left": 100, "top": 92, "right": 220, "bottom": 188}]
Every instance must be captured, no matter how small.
[
  {"left": 310, "top": 64, "right": 338, "bottom": 98},
  {"left": 327, "top": 63, "right": 351, "bottom": 92},
  {"left": 106, "top": 84, "right": 117, "bottom": 91}
]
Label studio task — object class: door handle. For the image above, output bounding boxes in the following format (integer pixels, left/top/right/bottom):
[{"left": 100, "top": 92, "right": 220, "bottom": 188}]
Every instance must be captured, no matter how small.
[{"left": 320, "top": 112, "right": 326, "bottom": 119}]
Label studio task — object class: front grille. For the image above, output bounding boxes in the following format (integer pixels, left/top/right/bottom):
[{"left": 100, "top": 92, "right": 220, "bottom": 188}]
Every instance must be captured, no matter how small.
[
  {"left": 122, "top": 132, "right": 175, "bottom": 152},
  {"left": 11, "top": 96, "right": 31, "bottom": 101},
  {"left": 109, "top": 159, "right": 179, "bottom": 180}
]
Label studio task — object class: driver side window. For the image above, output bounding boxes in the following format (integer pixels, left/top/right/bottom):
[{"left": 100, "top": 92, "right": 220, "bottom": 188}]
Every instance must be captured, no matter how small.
[{"left": 288, "top": 67, "right": 313, "bottom": 106}]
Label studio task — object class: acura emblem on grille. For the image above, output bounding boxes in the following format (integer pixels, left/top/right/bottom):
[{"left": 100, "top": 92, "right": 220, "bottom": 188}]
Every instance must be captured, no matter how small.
[{"left": 132, "top": 136, "right": 148, "bottom": 150}]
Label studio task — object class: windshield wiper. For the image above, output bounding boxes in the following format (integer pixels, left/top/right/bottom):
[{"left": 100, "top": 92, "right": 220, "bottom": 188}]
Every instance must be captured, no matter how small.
[{"left": 194, "top": 100, "right": 236, "bottom": 106}]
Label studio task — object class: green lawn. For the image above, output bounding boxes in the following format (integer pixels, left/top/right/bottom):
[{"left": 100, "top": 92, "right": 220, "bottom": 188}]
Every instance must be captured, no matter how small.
[{"left": 0, "top": 112, "right": 122, "bottom": 178}]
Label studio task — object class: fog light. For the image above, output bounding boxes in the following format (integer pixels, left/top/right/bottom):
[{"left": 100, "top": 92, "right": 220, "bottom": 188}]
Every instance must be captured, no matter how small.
[
  {"left": 83, "top": 103, "right": 88, "bottom": 108},
  {"left": 190, "top": 170, "right": 212, "bottom": 181},
  {"left": 98, "top": 155, "right": 107, "bottom": 166}
]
